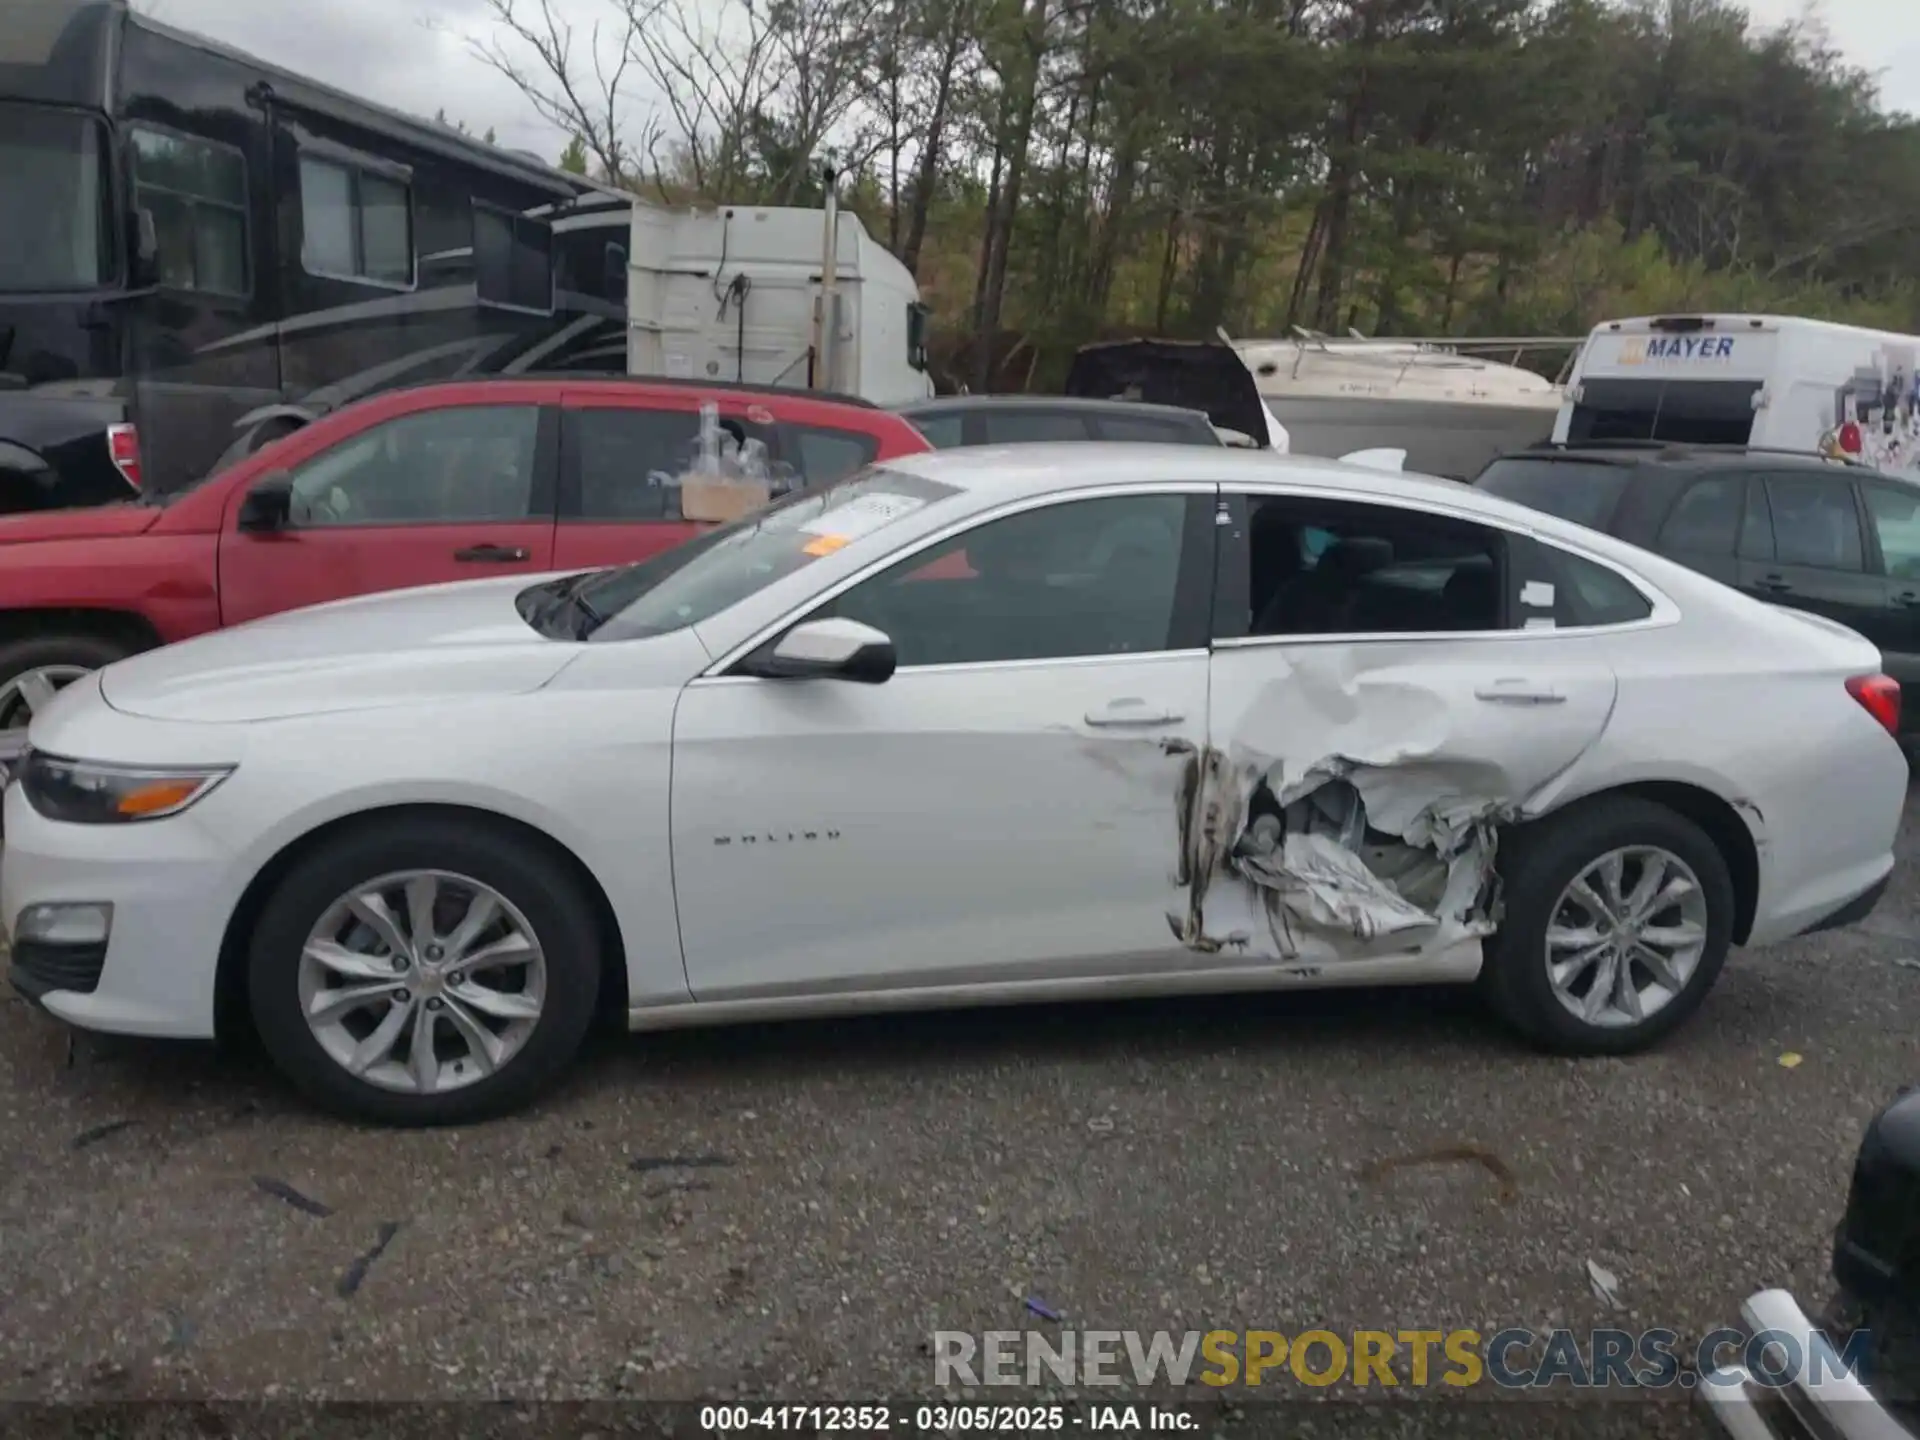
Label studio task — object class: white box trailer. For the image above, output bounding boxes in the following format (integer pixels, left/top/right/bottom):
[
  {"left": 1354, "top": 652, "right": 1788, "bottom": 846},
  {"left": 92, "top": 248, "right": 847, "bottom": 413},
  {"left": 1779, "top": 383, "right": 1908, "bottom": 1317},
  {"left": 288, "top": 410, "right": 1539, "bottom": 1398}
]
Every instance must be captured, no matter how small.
[
  {"left": 627, "top": 201, "right": 935, "bottom": 407},
  {"left": 1557, "top": 314, "right": 1920, "bottom": 478}
]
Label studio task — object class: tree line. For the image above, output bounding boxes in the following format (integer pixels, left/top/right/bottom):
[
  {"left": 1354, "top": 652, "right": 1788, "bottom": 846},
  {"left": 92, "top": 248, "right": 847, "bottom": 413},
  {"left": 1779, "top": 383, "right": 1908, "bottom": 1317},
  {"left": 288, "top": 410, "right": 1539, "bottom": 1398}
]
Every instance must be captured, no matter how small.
[{"left": 471, "top": 0, "right": 1920, "bottom": 388}]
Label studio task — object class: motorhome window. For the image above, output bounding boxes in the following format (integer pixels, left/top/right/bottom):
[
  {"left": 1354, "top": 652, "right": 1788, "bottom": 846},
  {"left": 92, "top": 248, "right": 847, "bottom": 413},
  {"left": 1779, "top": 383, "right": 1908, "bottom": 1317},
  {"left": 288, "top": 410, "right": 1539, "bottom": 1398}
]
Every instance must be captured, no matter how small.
[
  {"left": 0, "top": 106, "right": 112, "bottom": 291},
  {"left": 1567, "top": 378, "right": 1758, "bottom": 446},
  {"left": 474, "top": 205, "right": 554, "bottom": 313},
  {"left": 1473, "top": 457, "right": 1632, "bottom": 531},
  {"left": 129, "top": 128, "right": 248, "bottom": 295},
  {"left": 299, "top": 155, "right": 414, "bottom": 287}
]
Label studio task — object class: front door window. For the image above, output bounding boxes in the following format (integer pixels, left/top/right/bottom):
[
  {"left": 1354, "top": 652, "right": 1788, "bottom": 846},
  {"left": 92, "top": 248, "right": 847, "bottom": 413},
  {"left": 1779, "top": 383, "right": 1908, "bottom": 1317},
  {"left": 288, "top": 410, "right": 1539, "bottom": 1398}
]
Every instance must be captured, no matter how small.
[
  {"left": 825, "top": 493, "right": 1191, "bottom": 666},
  {"left": 286, "top": 406, "right": 541, "bottom": 526}
]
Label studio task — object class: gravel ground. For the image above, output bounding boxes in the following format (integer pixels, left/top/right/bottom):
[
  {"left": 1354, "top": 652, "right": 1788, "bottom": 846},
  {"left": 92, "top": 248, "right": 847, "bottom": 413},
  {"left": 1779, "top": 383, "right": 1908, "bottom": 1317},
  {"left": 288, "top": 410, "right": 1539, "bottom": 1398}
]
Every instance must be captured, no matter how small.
[{"left": 3, "top": 784, "right": 1918, "bottom": 1437}]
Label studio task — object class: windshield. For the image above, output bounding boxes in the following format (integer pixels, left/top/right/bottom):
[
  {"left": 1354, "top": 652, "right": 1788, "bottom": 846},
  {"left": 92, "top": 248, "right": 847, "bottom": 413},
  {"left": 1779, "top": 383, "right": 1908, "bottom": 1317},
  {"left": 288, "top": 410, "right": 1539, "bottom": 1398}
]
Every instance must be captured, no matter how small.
[
  {"left": 0, "top": 104, "right": 111, "bottom": 292},
  {"left": 1475, "top": 457, "right": 1634, "bottom": 531},
  {"left": 578, "top": 468, "right": 962, "bottom": 641},
  {"left": 1568, "top": 378, "right": 1758, "bottom": 446}
]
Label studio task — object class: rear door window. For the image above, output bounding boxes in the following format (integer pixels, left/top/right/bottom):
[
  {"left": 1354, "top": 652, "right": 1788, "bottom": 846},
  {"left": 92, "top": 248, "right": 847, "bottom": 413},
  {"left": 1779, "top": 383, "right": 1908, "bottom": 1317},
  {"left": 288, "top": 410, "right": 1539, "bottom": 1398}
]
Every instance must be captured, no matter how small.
[
  {"left": 1763, "top": 475, "right": 1864, "bottom": 572},
  {"left": 1091, "top": 413, "right": 1210, "bottom": 444},
  {"left": 980, "top": 409, "right": 1097, "bottom": 444},
  {"left": 1656, "top": 475, "right": 1743, "bottom": 556},
  {"left": 564, "top": 406, "right": 777, "bottom": 521},
  {"left": 1229, "top": 494, "right": 1509, "bottom": 638}
]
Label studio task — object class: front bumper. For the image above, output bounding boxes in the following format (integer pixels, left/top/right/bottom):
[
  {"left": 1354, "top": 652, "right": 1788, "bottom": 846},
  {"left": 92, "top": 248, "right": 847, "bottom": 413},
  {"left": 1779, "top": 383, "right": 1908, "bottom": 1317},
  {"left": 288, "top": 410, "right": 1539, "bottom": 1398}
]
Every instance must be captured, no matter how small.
[
  {"left": 1, "top": 782, "right": 236, "bottom": 1038},
  {"left": 1699, "top": 1290, "right": 1912, "bottom": 1440}
]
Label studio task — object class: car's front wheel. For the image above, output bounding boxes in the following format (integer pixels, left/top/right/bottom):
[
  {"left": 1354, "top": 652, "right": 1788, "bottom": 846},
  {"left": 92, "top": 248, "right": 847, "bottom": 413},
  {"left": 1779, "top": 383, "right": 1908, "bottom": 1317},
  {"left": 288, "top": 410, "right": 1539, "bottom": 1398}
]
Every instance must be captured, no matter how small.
[
  {"left": 248, "top": 814, "right": 604, "bottom": 1125},
  {"left": 1480, "top": 795, "right": 1735, "bottom": 1054}
]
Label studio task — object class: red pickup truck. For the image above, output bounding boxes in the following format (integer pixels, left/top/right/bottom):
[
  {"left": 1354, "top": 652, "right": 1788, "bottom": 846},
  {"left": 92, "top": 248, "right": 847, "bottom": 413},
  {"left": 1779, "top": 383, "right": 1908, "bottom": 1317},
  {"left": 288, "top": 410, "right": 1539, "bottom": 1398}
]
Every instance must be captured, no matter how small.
[{"left": 0, "top": 377, "right": 930, "bottom": 752}]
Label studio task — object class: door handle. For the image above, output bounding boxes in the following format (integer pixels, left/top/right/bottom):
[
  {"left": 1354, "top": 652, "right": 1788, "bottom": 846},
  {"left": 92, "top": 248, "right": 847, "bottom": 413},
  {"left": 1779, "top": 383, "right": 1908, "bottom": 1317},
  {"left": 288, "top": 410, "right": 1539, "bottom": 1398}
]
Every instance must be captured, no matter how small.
[
  {"left": 1474, "top": 679, "right": 1566, "bottom": 705},
  {"left": 454, "top": 543, "right": 531, "bottom": 563},
  {"left": 1085, "top": 699, "right": 1184, "bottom": 727},
  {"left": 1895, "top": 592, "right": 1920, "bottom": 608},
  {"left": 1752, "top": 574, "right": 1793, "bottom": 594}
]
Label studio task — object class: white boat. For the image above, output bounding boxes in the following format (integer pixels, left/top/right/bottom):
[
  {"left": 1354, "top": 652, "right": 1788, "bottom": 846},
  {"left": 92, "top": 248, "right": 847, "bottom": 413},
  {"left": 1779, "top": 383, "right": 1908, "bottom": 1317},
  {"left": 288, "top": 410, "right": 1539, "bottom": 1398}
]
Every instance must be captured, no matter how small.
[{"left": 1228, "top": 329, "right": 1579, "bottom": 479}]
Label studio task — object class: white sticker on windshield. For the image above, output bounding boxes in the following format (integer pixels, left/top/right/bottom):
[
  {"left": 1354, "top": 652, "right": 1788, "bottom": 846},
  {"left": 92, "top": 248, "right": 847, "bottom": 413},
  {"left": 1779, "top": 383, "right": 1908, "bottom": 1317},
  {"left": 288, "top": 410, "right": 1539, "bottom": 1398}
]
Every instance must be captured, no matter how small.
[
  {"left": 1524, "top": 616, "right": 1557, "bottom": 630},
  {"left": 1520, "top": 580, "right": 1556, "bottom": 608},
  {"left": 798, "top": 492, "right": 928, "bottom": 541}
]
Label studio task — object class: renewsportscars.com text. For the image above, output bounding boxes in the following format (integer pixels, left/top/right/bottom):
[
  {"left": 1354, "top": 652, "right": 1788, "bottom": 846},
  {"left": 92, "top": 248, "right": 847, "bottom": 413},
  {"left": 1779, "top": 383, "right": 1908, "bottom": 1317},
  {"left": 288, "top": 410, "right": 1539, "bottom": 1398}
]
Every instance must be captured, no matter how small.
[{"left": 933, "top": 1326, "right": 1871, "bottom": 1391}]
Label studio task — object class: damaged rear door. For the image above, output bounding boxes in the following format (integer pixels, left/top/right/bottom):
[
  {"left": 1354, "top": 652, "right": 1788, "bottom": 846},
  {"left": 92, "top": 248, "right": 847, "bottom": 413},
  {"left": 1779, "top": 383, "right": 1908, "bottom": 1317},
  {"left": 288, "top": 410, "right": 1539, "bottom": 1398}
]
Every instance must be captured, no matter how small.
[
  {"left": 1187, "top": 489, "right": 1625, "bottom": 971},
  {"left": 669, "top": 485, "right": 1220, "bottom": 1000}
]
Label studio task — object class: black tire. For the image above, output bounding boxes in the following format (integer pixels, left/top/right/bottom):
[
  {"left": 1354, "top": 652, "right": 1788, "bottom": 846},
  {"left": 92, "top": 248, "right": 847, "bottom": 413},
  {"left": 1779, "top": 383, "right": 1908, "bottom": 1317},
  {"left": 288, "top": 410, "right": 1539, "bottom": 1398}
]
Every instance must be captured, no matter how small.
[
  {"left": 1478, "top": 794, "right": 1735, "bottom": 1055},
  {"left": 0, "top": 632, "right": 135, "bottom": 729},
  {"left": 248, "top": 814, "right": 604, "bottom": 1126}
]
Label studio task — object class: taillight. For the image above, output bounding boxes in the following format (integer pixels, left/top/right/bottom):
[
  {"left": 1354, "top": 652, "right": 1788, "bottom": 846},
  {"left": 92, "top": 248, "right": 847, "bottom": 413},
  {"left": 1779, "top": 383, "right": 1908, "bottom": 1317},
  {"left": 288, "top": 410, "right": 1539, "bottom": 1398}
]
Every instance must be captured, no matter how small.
[
  {"left": 1846, "top": 674, "right": 1901, "bottom": 736},
  {"left": 105, "top": 423, "right": 141, "bottom": 491}
]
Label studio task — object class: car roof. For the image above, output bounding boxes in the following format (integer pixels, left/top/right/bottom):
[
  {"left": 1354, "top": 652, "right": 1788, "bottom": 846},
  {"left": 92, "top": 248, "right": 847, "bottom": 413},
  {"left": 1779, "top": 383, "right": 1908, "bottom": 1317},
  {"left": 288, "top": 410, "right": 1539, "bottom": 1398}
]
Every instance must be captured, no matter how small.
[
  {"left": 1487, "top": 441, "right": 1866, "bottom": 475},
  {"left": 879, "top": 442, "right": 1567, "bottom": 519},
  {"left": 895, "top": 395, "right": 1212, "bottom": 424},
  {"left": 384, "top": 374, "right": 894, "bottom": 423}
]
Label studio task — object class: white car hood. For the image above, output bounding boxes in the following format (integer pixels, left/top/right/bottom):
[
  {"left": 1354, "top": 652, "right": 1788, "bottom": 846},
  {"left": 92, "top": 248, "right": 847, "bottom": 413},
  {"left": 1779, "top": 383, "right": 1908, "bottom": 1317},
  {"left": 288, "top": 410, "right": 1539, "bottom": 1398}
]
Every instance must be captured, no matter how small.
[{"left": 101, "top": 575, "right": 577, "bottom": 723}]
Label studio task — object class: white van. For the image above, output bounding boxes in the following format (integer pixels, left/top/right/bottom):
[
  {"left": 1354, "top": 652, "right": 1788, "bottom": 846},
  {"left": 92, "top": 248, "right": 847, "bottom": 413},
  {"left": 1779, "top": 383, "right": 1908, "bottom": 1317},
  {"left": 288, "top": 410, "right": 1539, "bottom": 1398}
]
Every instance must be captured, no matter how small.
[{"left": 1556, "top": 314, "right": 1920, "bottom": 478}]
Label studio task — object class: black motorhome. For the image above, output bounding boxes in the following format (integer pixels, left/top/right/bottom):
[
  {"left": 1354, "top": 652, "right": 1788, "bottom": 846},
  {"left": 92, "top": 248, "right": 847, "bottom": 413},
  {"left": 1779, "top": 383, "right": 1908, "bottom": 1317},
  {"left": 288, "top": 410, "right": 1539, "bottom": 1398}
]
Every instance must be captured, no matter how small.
[{"left": 0, "top": 0, "right": 632, "bottom": 509}]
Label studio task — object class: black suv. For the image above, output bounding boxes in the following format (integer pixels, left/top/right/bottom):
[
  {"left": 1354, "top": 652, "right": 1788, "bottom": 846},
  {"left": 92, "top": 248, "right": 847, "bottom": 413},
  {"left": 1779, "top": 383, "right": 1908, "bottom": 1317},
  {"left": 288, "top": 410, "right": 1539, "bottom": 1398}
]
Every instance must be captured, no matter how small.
[
  {"left": 1476, "top": 441, "right": 1920, "bottom": 736},
  {"left": 895, "top": 395, "right": 1226, "bottom": 450}
]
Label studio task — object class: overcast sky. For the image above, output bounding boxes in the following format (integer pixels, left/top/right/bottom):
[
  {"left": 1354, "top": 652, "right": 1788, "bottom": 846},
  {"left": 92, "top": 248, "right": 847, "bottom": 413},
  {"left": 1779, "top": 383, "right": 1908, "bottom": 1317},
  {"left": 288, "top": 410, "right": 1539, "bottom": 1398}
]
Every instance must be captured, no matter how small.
[{"left": 148, "top": 0, "right": 1920, "bottom": 165}]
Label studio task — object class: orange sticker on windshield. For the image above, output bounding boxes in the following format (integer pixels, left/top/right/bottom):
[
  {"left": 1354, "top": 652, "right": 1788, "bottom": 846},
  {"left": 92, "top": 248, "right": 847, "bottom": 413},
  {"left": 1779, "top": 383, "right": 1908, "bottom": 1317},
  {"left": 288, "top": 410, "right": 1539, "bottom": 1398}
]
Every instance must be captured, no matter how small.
[{"left": 803, "top": 534, "right": 850, "bottom": 556}]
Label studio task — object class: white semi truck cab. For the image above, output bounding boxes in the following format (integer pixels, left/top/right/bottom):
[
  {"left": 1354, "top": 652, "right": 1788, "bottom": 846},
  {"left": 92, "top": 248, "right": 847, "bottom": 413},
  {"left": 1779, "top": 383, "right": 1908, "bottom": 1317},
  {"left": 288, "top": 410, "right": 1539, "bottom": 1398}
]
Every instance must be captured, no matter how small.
[{"left": 627, "top": 200, "right": 934, "bottom": 408}]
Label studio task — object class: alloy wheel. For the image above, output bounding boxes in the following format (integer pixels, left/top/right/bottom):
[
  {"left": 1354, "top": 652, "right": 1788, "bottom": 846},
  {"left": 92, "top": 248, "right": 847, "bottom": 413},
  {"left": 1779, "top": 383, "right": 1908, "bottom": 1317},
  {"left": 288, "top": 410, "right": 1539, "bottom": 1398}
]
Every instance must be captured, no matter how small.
[
  {"left": 1544, "top": 845, "right": 1710, "bottom": 1029},
  {"left": 296, "top": 869, "right": 547, "bottom": 1094}
]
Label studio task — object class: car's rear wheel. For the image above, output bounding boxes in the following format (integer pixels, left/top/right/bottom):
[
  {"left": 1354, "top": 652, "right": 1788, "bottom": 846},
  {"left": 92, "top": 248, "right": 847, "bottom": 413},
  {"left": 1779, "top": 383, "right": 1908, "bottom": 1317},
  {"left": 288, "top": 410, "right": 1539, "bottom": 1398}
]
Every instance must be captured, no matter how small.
[
  {"left": 1479, "top": 795, "right": 1734, "bottom": 1054},
  {"left": 248, "top": 815, "right": 603, "bottom": 1125}
]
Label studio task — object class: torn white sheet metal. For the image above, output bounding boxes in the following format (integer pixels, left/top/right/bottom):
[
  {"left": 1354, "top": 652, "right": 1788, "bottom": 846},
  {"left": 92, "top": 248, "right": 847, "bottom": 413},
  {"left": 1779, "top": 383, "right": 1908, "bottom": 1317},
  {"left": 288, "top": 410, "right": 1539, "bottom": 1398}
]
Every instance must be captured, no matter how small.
[{"left": 1170, "top": 643, "right": 1618, "bottom": 962}]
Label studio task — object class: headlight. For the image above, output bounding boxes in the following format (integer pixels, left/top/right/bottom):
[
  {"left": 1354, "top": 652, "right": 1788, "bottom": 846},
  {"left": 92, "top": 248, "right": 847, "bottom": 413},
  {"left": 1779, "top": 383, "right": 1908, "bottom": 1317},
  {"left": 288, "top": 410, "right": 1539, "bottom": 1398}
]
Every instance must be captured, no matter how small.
[{"left": 20, "top": 752, "right": 234, "bottom": 824}]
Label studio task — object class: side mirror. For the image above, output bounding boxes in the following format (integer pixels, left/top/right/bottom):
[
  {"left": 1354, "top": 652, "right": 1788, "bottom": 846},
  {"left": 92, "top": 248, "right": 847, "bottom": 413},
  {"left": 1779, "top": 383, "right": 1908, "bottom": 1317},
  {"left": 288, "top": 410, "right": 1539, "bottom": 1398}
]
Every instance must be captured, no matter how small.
[
  {"left": 237, "top": 470, "right": 294, "bottom": 532},
  {"left": 741, "top": 618, "right": 896, "bottom": 684}
]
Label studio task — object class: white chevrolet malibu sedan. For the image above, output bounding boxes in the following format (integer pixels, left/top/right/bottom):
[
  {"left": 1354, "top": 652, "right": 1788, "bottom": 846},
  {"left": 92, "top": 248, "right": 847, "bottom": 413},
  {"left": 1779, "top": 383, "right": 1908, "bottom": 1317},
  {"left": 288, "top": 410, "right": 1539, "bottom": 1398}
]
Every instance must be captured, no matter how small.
[{"left": 2, "top": 446, "right": 1907, "bottom": 1125}]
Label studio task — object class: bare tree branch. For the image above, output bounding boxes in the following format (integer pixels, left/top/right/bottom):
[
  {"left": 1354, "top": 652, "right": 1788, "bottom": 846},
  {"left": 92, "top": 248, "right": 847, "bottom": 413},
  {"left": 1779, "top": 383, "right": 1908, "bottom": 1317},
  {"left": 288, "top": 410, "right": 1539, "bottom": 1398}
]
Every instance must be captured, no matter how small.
[{"left": 464, "top": 0, "right": 664, "bottom": 185}]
